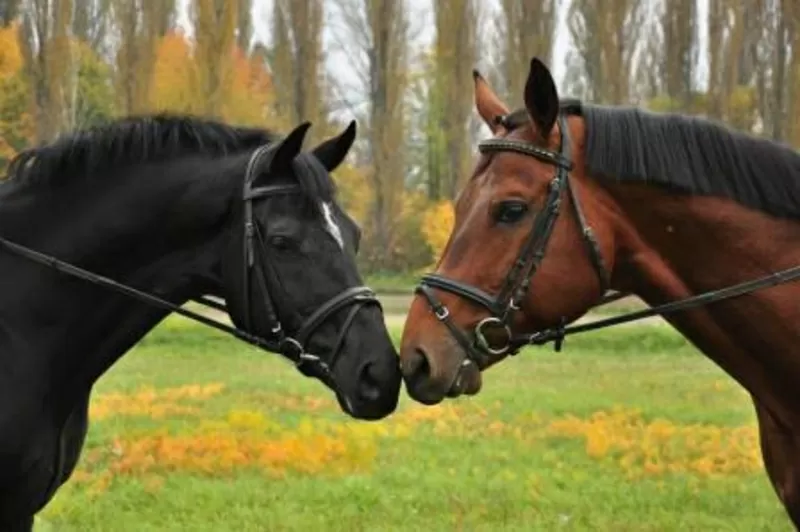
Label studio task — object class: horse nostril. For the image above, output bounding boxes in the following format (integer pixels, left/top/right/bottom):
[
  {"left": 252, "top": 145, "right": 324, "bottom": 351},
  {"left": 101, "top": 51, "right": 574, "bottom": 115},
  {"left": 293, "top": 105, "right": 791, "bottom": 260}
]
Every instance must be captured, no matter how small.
[
  {"left": 402, "top": 347, "right": 432, "bottom": 385},
  {"left": 356, "top": 362, "right": 382, "bottom": 402}
]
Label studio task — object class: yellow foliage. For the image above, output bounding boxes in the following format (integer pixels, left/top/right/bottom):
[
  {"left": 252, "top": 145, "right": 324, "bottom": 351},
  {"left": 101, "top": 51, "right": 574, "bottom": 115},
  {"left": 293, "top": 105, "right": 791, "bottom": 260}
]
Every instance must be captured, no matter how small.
[
  {"left": 191, "top": 0, "right": 238, "bottom": 117},
  {"left": 0, "top": 23, "right": 33, "bottom": 171},
  {"left": 77, "top": 409, "right": 393, "bottom": 485},
  {"left": 421, "top": 199, "right": 455, "bottom": 265},
  {"left": 727, "top": 85, "right": 757, "bottom": 130},
  {"left": 89, "top": 383, "right": 225, "bottom": 420},
  {"left": 220, "top": 48, "right": 275, "bottom": 128},
  {"left": 391, "top": 190, "right": 435, "bottom": 269},
  {"left": 546, "top": 407, "right": 762, "bottom": 478},
  {"left": 74, "top": 384, "right": 470, "bottom": 490},
  {"left": 149, "top": 31, "right": 197, "bottom": 114},
  {"left": 0, "top": 136, "right": 14, "bottom": 163},
  {"left": 101, "top": 425, "right": 374, "bottom": 479},
  {"left": 328, "top": 165, "right": 443, "bottom": 272},
  {"left": 332, "top": 163, "right": 371, "bottom": 226},
  {"left": 74, "top": 384, "right": 763, "bottom": 495},
  {"left": 0, "top": 23, "right": 22, "bottom": 80},
  {"left": 149, "top": 30, "right": 276, "bottom": 128}
]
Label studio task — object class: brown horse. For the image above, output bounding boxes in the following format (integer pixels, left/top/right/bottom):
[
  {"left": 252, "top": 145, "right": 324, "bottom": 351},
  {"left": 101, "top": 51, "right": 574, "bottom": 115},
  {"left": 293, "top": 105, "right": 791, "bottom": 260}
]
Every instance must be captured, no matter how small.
[{"left": 399, "top": 56, "right": 800, "bottom": 526}]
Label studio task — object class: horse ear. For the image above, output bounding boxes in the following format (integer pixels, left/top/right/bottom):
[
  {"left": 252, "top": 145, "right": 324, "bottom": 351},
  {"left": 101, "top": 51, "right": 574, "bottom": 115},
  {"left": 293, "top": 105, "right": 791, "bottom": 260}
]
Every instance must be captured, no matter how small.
[
  {"left": 473, "top": 69, "right": 510, "bottom": 134},
  {"left": 266, "top": 121, "right": 311, "bottom": 175},
  {"left": 524, "top": 57, "right": 559, "bottom": 139},
  {"left": 311, "top": 120, "right": 357, "bottom": 172}
]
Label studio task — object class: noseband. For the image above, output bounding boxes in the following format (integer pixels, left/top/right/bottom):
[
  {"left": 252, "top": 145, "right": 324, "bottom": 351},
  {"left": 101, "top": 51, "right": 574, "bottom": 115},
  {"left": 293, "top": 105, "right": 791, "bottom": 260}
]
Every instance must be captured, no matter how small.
[
  {"left": 237, "top": 145, "right": 380, "bottom": 383},
  {"left": 416, "top": 113, "right": 609, "bottom": 366}
]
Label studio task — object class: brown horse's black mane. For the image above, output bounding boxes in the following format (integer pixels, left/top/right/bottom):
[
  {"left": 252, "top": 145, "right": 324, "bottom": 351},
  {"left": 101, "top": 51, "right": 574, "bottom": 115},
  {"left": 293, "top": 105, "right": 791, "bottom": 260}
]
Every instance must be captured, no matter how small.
[
  {"left": 6, "top": 113, "right": 275, "bottom": 186},
  {"left": 501, "top": 101, "right": 800, "bottom": 220}
]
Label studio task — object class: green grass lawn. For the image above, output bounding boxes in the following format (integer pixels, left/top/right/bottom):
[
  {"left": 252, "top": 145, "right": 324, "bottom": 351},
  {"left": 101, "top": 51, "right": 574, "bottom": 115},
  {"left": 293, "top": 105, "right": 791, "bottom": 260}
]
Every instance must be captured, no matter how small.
[{"left": 38, "top": 318, "right": 791, "bottom": 531}]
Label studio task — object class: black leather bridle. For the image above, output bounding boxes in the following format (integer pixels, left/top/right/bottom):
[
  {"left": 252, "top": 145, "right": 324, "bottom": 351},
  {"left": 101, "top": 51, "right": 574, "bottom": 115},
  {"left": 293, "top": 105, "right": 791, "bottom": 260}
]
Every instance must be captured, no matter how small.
[
  {"left": 415, "top": 110, "right": 800, "bottom": 368},
  {"left": 416, "top": 113, "right": 607, "bottom": 366},
  {"left": 236, "top": 144, "right": 380, "bottom": 383},
  {"left": 0, "top": 141, "right": 380, "bottom": 389}
]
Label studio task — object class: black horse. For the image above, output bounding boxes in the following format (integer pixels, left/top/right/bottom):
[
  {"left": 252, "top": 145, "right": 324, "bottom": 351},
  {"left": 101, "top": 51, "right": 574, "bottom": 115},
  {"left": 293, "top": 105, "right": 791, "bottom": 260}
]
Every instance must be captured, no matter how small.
[{"left": 0, "top": 115, "right": 401, "bottom": 530}]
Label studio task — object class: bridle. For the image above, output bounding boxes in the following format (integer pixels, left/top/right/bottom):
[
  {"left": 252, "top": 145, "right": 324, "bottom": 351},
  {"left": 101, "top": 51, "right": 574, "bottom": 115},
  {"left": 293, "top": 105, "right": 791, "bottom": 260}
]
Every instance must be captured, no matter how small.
[
  {"left": 236, "top": 144, "right": 380, "bottom": 383},
  {"left": 416, "top": 112, "right": 606, "bottom": 366},
  {"left": 0, "top": 141, "right": 380, "bottom": 389},
  {"left": 415, "top": 109, "right": 800, "bottom": 368}
]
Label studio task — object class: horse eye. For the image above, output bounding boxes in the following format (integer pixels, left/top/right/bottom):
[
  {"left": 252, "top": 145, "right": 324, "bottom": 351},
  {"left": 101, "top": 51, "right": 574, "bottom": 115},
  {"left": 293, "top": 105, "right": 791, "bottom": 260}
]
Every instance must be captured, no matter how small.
[
  {"left": 268, "top": 235, "right": 293, "bottom": 250},
  {"left": 493, "top": 201, "right": 529, "bottom": 225}
]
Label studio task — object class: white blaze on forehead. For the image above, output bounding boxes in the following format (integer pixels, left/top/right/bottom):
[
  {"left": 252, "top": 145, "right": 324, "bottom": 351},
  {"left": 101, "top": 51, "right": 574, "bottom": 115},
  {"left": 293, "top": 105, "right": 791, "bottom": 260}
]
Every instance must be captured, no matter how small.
[{"left": 321, "top": 202, "right": 345, "bottom": 249}]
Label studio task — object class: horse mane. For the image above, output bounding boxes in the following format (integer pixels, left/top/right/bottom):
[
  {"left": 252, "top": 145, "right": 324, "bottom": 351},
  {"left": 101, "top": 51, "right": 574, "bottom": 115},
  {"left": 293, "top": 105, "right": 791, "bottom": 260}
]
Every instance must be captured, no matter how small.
[
  {"left": 500, "top": 101, "right": 800, "bottom": 220},
  {"left": 6, "top": 113, "right": 272, "bottom": 185},
  {"left": 4, "top": 112, "right": 339, "bottom": 204}
]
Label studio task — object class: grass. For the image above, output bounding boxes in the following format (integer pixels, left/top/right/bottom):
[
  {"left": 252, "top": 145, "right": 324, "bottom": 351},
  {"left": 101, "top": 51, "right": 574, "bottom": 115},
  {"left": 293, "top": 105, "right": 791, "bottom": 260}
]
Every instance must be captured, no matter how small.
[
  {"left": 364, "top": 272, "right": 419, "bottom": 294},
  {"left": 37, "top": 317, "right": 792, "bottom": 531}
]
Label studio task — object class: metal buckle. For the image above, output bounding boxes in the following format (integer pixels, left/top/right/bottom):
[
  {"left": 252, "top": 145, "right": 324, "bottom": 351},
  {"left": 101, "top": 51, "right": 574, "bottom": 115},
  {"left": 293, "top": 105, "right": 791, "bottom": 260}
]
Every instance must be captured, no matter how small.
[
  {"left": 299, "top": 351, "right": 328, "bottom": 372},
  {"left": 279, "top": 338, "right": 331, "bottom": 376},
  {"left": 434, "top": 305, "right": 450, "bottom": 321},
  {"left": 279, "top": 337, "right": 305, "bottom": 364},
  {"left": 474, "top": 316, "right": 512, "bottom": 356}
]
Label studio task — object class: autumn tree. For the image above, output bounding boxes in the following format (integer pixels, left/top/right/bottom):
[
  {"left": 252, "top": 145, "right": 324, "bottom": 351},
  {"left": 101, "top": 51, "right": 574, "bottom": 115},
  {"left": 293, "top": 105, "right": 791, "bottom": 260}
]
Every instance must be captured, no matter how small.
[
  {"left": 422, "top": 0, "right": 477, "bottom": 201},
  {"left": 112, "top": 0, "right": 175, "bottom": 115},
  {"left": 149, "top": 31, "right": 195, "bottom": 114},
  {"left": 268, "top": 0, "right": 328, "bottom": 142},
  {"left": 784, "top": 2, "right": 800, "bottom": 145},
  {"left": 752, "top": 1, "right": 800, "bottom": 142},
  {"left": 634, "top": 0, "right": 703, "bottom": 115},
  {"left": 0, "top": 0, "right": 18, "bottom": 25},
  {"left": 74, "top": 0, "right": 113, "bottom": 54},
  {"left": 236, "top": 0, "right": 251, "bottom": 52},
  {"left": 333, "top": 0, "right": 410, "bottom": 270},
  {"left": 70, "top": 41, "right": 116, "bottom": 128},
  {"left": 494, "top": 0, "right": 560, "bottom": 104},
  {"left": 18, "top": 0, "right": 75, "bottom": 141},
  {"left": 659, "top": 0, "right": 698, "bottom": 106},
  {"left": 565, "top": 0, "right": 646, "bottom": 104},
  {"left": 705, "top": 1, "right": 762, "bottom": 131},
  {"left": 0, "top": 23, "right": 33, "bottom": 169},
  {"left": 223, "top": 48, "right": 275, "bottom": 126},
  {"left": 191, "top": 0, "right": 238, "bottom": 117},
  {"left": 763, "top": 1, "right": 791, "bottom": 139}
]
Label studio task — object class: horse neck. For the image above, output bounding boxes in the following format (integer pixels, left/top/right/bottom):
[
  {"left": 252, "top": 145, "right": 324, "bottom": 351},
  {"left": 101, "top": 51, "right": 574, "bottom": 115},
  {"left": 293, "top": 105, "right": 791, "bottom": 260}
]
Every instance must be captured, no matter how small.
[
  {"left": 600, "top": 180, "right": 800, "bottom": 424},
  {"left": 0, "top": 156, "right": 240, "bottom": 400}
]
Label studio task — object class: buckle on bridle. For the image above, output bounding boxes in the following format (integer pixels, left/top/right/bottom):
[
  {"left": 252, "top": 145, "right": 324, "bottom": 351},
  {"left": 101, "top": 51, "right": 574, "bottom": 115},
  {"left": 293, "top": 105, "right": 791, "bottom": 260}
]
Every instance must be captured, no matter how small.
[
  {"left": 278, "top": 337, "right": 330, "bottom": 376},
  {"left": 474, "top": 316, "right": 512, "bottom": 356},
  {"left": 279, "top": 337, "right": 305, "bottom": 363}
]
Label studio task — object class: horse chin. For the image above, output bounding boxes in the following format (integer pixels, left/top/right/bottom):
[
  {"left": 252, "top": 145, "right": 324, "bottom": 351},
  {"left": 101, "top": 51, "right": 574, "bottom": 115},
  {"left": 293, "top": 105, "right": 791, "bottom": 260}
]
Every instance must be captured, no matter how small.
[
  {"left": 334, "top": 391, "right": 357, "bottom": 417},
  {"left": 446, "top": 360, "right": 483, "bottom": 398}
]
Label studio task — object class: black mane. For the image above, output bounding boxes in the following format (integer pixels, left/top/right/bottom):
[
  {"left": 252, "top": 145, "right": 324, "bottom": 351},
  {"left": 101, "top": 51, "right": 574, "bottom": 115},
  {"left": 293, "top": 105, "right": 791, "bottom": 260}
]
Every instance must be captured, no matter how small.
[
  {"left": 7, "top": 113, "right": 275, "bottom": 186},
  {"left": 501, "top": 101, "right": 800, "bottom": 220}
]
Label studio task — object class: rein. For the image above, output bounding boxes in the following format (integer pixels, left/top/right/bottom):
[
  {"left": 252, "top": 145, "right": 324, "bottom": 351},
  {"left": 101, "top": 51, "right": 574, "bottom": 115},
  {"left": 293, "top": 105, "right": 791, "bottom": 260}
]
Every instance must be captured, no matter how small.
[
  {"left": 0, "top": 143, "right": 379, "bottom": 387},
  {"left": 0, "top": 235, "right": 279, "bottom": 351},
  {"left": 516, "top": 264, "right": 800, "bottom": 352},
  {"left": 415, "top": 109, "right": 800, "bottom": 364}
]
